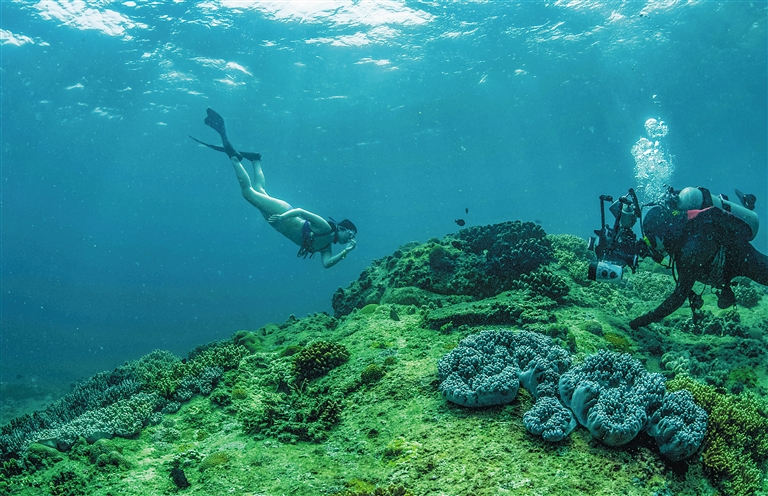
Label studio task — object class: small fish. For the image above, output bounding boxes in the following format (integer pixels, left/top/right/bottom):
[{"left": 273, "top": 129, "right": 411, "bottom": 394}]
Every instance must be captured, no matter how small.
[
  {"left": 465, "top": 208, "right": 469, "bottom": 214},
  {"left": 455, "top": 219, "right": 466, "bottom": 226}
]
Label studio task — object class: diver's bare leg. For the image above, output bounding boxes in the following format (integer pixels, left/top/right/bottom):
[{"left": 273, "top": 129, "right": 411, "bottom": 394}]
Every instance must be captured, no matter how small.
[
  {"left": 250, "top": 159, "right": 267, "bottom": 195},
  {"left": 230, "top": 157, "right": 289, "bottom": 218}
]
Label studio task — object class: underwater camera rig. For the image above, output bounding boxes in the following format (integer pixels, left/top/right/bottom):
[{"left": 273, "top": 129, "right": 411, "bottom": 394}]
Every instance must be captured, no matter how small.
[{"left": 587, "top": 188, "right": 649, "bottom": 283}]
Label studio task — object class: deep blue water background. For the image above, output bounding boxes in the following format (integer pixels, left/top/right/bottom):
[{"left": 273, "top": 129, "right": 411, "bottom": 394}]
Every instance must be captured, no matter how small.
[{"left": 1, "top": 1, "right": 766, "bottom": 418}]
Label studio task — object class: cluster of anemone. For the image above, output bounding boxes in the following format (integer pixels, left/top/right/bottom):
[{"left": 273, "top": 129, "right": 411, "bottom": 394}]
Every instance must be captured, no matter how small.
[{"left": 438, "top": 330, "right": 708, "bottom": 462}]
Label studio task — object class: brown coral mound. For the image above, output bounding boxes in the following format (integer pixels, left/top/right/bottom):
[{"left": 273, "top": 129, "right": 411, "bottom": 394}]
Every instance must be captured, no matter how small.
[
  {"left": 333, "top": 221, "right": 553, "bottom": 317},
  {"left": 292, "top": 341, "right": 350, "bottom": 382}
]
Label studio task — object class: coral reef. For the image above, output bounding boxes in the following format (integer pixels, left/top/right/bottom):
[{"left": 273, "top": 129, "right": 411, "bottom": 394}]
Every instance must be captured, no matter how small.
[
  {"left": 513, "top": 267, "right": 570, "bottom": 302},
  {"left": 548, "top": 233, "right": 591, "bottom": 284},
  {"left": 522, "top": 395, "right": 578, "bottom": 442},
  {"left": 733, "top": 277, "right": 762, "bottom": 308},
  {"left": 425, "top": 291, "right": 558, "bottom": 331},
  {"left": 0, "top": 368, "right": 144, "bottom": 458},
  {"left": 360, "top": 364, "right": 385, "bottom": 385},
  {"left": 33, "top": 392, "right": 161, "bottom": 451},
  {"left": 439, "top": 334, "right": 708, "bottom": 460},
  {"left": 233, "top": 330, "right": 261, "bottom": 353},
  {"left": 646, "top": 390, "right": 707, "bottom": 462},
  {"left": 0, "top": 340, "right": 247, "bottom": 460},
  {"left": 233, "top": 352, "right": 344, "bottom": 443},
  {"left": 49, "top": 469, "right": 86, "bottom": 496},
  {"left": 0, "top": 221, "right": 765, "bottom": 496},
  {"left": 333, "top": 221, "right": 553, "bottom": 316},
  {"left": 437, "top": 330, "right": 522, "bottom": 407},
  {"left": 153, "top": 341, "right": 249, "bottom": 398}
]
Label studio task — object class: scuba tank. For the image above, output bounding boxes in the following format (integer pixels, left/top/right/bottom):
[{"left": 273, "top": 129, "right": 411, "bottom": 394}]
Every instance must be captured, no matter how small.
[{"left": 673, "top": 186, "right": 759, "bottom": 240}]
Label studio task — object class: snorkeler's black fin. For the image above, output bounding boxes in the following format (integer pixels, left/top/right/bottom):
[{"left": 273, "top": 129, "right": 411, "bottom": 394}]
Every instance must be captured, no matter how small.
[
  {"left": 189, "top": 136, "right": 261, "bottom": 162},
  {"left": 238, "top": 151, "right": 261, "bottom": 162},
  {"left": 190, "top": 135, "right": 225, "bottom": 153},
  {"left": 203, "top": 108, "right": 243, "bottom": 160},
  {"left": 735, "top": 189, "right": 756, "bottom": 210},
  {"left": 204, "top": 108, "right": 227, "bottom": 136}
]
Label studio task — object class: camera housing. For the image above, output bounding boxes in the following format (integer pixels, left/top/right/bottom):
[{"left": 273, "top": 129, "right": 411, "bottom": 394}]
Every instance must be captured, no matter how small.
[
  {"left": 587, "top": 189, "right": 647, "bottom": 283},
  {"left": 588, "top": 260, "right": 624, "bottom": 282}
]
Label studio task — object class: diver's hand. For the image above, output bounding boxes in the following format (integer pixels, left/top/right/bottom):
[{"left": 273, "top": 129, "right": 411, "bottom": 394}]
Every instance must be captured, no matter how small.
[
  {"left": 268, "top": 214, "right": 282, "bottom": 224},
  {"left": 339, "top": 240, "right": 356, "bottom": 260}
]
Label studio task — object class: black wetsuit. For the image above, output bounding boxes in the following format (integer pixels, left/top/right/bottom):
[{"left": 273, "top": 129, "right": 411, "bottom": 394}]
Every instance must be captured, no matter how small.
[{"left": 629, "top": 207, "right": 768, "bottom": 329}]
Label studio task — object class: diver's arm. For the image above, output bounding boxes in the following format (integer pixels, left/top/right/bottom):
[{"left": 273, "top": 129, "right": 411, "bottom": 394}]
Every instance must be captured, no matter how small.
[
  {"left": 320, "top": 246, "right": 348, "bottom": 269},
  {"left": 629, "top": 287, "right": 688, "bottom": 329},
  {"left": 319, "top": 239, "right": 356, "bottom": 269},
  {"left": 629, "top": 273, "right": 694, "bottom": 329}
]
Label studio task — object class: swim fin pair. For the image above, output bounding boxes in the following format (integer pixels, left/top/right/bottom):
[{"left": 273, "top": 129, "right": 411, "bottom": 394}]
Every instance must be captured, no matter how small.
[{"left": 190, "top": 108, "right": 261, "bottom": 162}]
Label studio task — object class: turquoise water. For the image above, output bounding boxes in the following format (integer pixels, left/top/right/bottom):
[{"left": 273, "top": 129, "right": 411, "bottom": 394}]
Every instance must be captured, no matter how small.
[{"left": 1, "top": 1, "right": 766, "bottom": 405}]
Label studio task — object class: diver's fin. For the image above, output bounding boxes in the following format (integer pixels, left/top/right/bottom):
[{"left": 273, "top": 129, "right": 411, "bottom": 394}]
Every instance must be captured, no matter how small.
[
  {"left": 735, "top": 189, "right": 756, "bottom": 210},
  {"left": 190, "top": 135, "right": 261, "bottom": 162},
  {"left": 240, "top": 151, "right": 262, "bottom": 162},
  {"left": 202, "top": 108, "right": 243, "bottom": 160},
  {"left": 204, "top": 108, "right": 227, "bottom": 137},
  {"left": 189, "top": 135, "right": 226, "bottom": 153}
]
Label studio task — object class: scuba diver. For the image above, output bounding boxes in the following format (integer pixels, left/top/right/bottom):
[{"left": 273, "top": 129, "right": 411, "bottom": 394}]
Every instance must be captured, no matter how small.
[
  {"left": 587, "top": 186, "right": 767, "bottom": 328},
  {"left": 191, "top": 108, "right": 357, "bottom": 269},
  {"left": 628, "top": 186, "right": 767, "bottom": 328}
]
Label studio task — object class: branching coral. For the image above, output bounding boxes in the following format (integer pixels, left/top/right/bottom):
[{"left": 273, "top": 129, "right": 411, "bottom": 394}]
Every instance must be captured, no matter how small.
[{"left": 667, "top": 375, "right": 768, "bottom": 496}]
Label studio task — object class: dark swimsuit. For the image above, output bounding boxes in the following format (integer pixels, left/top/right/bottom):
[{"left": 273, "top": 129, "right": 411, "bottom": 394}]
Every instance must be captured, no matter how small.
[{"left": 297, "top": 220, "right": 334, "bottom": 258}]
